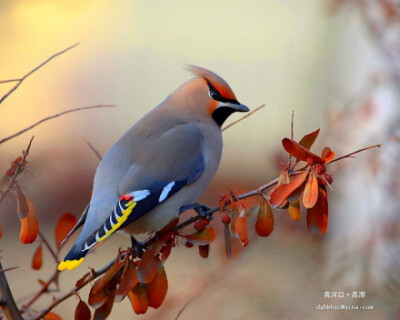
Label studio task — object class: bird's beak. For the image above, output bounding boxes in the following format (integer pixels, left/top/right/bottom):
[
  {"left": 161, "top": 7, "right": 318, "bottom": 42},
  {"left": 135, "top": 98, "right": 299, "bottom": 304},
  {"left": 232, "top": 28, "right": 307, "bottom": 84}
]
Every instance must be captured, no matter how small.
[{"left": 230, "top": 103, "right": 250, "bottom": 113}]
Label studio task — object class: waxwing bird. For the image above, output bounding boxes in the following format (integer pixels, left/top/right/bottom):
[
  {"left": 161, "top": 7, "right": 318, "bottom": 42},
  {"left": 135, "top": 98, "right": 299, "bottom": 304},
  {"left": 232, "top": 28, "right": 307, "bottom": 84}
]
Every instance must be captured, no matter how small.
[{"left": 58, "top": 66, "right": 249, "bottom": 271}]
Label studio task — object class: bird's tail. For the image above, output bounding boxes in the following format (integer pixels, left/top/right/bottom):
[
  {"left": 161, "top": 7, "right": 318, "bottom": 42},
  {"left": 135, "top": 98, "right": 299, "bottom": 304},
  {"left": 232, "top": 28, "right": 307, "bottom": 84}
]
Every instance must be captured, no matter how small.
[{"left": 58, "top": 243, "right": 88, "bottom": 271}]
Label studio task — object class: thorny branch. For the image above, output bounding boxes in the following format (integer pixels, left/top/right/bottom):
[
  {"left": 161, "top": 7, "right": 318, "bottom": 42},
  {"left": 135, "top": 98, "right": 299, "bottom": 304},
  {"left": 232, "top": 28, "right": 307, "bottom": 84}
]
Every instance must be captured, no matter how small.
[
  {"left": 0, "top": 43, "right": 80, "bottom": 105},
  {"left": 0, "top": 261, "right": 23, "bottom": 320}
]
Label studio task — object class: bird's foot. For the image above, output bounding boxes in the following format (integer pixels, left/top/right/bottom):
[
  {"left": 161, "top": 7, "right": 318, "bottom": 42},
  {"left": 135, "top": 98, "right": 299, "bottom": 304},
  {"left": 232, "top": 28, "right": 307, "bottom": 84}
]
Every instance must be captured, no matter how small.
[
  {"left": 130, "top": 236, "right": 144, "bottom": 258},
  {"left": 179, "top": 203, "right": 213, "bottom": 221}
]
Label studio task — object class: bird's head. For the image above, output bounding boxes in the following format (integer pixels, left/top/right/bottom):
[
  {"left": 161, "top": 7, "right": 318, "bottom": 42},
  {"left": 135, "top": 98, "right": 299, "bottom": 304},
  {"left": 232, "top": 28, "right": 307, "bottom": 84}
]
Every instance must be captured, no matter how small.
[{"left": 170, "top": 65, "right": 249, "bottom": 126}]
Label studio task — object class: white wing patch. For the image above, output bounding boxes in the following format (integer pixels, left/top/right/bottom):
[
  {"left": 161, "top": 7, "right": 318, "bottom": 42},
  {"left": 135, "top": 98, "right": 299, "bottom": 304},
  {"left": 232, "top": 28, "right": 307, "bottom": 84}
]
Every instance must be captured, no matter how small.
[
  {"left": 129, "top": 190, "right": 150, "bottom": 202},
  {"left": 159, "top": 182, "right": 175, "bottom": 202},
  {"left": 82, "top": 241, "right": 96, "bottom": 252}
]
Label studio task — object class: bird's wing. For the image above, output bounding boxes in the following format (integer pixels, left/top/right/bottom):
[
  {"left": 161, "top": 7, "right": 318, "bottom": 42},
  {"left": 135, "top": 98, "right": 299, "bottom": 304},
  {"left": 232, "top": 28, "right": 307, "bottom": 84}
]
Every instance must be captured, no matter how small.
[{"left": 59, "top": 123, "right": 205, "bottom": 270}]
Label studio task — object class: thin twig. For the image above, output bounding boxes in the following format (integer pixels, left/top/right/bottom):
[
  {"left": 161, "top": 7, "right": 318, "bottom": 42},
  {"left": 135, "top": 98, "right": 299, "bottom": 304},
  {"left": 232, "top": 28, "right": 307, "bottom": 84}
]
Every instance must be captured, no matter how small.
[
  {"left": 0, "top": 260, "right": 23, "bottom": 320},
  {"left": 0, "top": 267, "right": 19, "bottom": 274},
  {"left": 0, "top": 43, "right": 80, "bottom": 105},
  {"left": 222, "top": 104, "right": 265, "bottom": 131},
  {"left": 0, "top": 79, "right": 21, "bottom": 84},
  {"left": 82, "top": 137, "right": 102, "bottom": 161},
  {"left": 174, "top": 300, "right": 192, "bottom": 320},
  {"left": 0, "top": 104, "right": 116, "bottom": 145},
  {"left": 38, "top": 231, "right": 59, "bottom": 265},
  {"left": 328, "top": 144, "right": 382, "bottom": 164}
]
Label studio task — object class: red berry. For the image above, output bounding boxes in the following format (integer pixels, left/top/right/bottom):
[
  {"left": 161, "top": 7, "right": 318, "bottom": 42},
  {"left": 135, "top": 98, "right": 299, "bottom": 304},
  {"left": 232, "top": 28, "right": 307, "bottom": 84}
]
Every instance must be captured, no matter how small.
[
  {"left": 315, "top": 164, "right": 326, "bottom": 175},
  {"left": 6, "top": 169, "right": 14, "bottom": 176},
  {"left": 221, "top": 215, "right": 231, "bottom": 225},
  {"left": 194, "top": 220, "right": 206, "bottom": 232},
  {"left": 185, "top": 241, "right": 193, "bottom": 248},
  {"left": 202, "top": 219, "right": 210, "bottom": 226},
  {"left": 307, "top": 157, "right": 316, "bottom": 166}
]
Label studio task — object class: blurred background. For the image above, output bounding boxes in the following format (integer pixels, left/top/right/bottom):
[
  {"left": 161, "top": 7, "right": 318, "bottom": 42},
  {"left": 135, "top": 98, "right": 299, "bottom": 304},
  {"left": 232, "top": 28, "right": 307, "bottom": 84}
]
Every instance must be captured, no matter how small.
[{"left": 0, "top": 0, "right": 399, "bottom": 319}]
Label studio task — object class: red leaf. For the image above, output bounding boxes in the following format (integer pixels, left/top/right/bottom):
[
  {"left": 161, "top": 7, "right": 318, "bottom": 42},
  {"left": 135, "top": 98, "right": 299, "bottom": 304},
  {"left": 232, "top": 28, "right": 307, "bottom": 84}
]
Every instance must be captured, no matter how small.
[
  {"left": 91, "top": 254, "right": 125, "bottom": 295},
  {"left": 298, "top": 129, "right": 320, "bottom": 150},
  {"left": 128, "top": 284, "right": 149, "bottom": 315},
  {"left": 198, "top": 244, "right": 210, "bottom": 258},
  {"left": 269, "top": 171, "right": 309, "bottom": 207},
  {"left": 160, "top": 238, "right": 174, "bottom": 264},
  {"left": 75, "top": 299, "right": 91, "bottom": 320},
  {"left": 93, "top": 290, "right": 115, "bottom": 320},
  {"left": 19, "top": 197, "right": 39, "bottom": 244},
  {"left": 185, "top": 227, "right": 217, "bottom": 246},
  {"left": 55, "top": 213, "right": 78, "bottom": 251},
  {"left": 115, "top": 260, "right": 138, "bottom": 303},
  {"left": 16, "top": 184, "right": 29, "bottom": 218},
  {"left": 282, "top": 138, "right": 319, "bottom": 161},
  {"left": 137, "top": 249, "right": 158, "bottom": 284},
  {"left": 235, "top": 216, "right": 249, "bottom": 246},
  {"left": 321, "top": 147, "right": 335, "bottom": 164},
  {"left": 307, "top": 186, "right": 329, "bottom": 235},
  {"left": 255, "top": 201, "right": 274, "bottom": 237},
  {"left": 31, "top": 244, "right": 43, "bottom": 270},
  {"left": 288, "top": 200, "right": 301, "bottom": 221},
  {"left": 147, "top": 264, "right": 168, "bottom": 309},
  {"left": 75, "top": 271, "right": 93, "bottom": 288},
  {"left": 302, "top": 173, "right": 319, "bottom": 209},
  {"left": 43, "top": 312, "right": 62, "bottom": 320}
]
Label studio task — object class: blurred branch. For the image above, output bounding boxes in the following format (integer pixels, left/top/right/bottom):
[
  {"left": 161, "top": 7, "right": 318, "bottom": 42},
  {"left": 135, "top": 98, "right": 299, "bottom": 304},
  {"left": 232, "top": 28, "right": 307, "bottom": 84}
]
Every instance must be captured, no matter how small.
[
  {"left": 329, "top": 144, "right": 382, "bottom": 164},
  {"left": 0, "top": 104, "right": 116, "bottom": 145},
  {"left": 0, "top": 260, "right": 23, "bottom": 320},
  {"left": 222, "top": 104, "right": 265, "bottom": 131},
  {"left": 82, "top": 137, "right": 102, "bottom": 161},
  {"left": 0, "top": 43, "right": 80, "bottom": 105}
]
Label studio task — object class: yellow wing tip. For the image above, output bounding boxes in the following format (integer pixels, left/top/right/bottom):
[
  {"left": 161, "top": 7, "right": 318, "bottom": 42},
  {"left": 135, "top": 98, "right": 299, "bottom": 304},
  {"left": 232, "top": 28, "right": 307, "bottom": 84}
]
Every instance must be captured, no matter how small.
[{"left": 58, "top": 258, "right": 85, "bottom": 271}]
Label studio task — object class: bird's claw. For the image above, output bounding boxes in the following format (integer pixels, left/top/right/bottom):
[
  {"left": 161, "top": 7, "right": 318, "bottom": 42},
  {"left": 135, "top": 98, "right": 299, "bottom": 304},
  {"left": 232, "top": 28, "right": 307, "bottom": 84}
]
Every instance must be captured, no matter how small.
[
  {"left": 130, "top": 236, "right": 144, "bottom": 258},
  {"left": 179, "top": 203, "right": 213, "bottom": 221}
]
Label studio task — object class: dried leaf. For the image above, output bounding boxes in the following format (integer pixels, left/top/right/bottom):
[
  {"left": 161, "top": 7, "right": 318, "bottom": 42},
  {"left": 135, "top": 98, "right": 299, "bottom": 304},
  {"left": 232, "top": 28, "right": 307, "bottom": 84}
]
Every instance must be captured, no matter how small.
[
  {"left": 55, "top": 213, "right": 78, "bottom": 251},
  {"left": 137, "top": 249, "right": 158, "bottom": 284},
  {"left": 160, "top": 238, "right": 174, "bottom": 264},
  {"left": 321, "top": 147, "right": 335, "bottom": 164},
  {"left": 303, "top": 173, "right": 319, "bottom": 209},
  {"left": 298, "top": 129, "right": 320, "bottom": 150},
  {"left": 255, "top": 201, "right": 274, "bottom": 237},
  {"left": 269, "top": 171, "right": 309, "bottom": 207},
  {"left": 91, "top": 254, "right": 126, "bottom": 295},
  {"left": 198, "top": 244, "right": 210, "bottom": 258},
  {"left": 115, "top": 260, "right": 138, "bottom": 302},
  {"left": 185, "top": 227, "right": 217, "bottom": 246},
  {"left": 223, "top": 222, "right": 232, "bottom": 259},
  {"left": 147, "top": 264, "right": 168, "bottom": 309},
  {"left": 128, "top": 284, "right": 149, "bottom": 315},
  {"left": 230, "top": 206, "right": 239, "bottom": 233},
  {"left": 31, "top": 244, "right": 43, "bottom": 270},
  {"left": 93, "top": 290, "right": 115, "bottom": 320},
  {"left": 75, "top": 271, "right": 93, "bottom": 288},
  {"left": 75, "top": 299, "right": 91, "bottom": 320},
  {"left": 307, "top": 186, "right": 329, "bottom": 235},
  {"left": 246, "top": 204, "right": 260, "bottom": 218},
  {"left": 282, "top": 138, "right": 319, "bottom": 161},
  {"left": 43, "top": 312, "right": 62, "bottom": 320},
  {"left": 288, "top": 200, "right": 301, "bottom": 221},
  {"left": 235, "top": 216, "right": 249, "bottom": 246},
  {"left": 19, "top": 197, "right": 39, "bottom": 244},
  {"left": 16, "top": 184, "right": 29, "bottom": 218}
]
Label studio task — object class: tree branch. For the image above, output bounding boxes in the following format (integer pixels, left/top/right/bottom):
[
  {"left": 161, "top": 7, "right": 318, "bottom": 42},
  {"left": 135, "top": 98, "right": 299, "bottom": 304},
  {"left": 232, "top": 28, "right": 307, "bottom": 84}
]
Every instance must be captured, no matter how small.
[
  {"left": 0, "top": 43, "right": 80, "bottom": 105},
  {"left": 0, "top": 260, "right": 23, "bottom": 320},
  {"left": 0, "top": 104, "right": 116, "bottom": 145}
]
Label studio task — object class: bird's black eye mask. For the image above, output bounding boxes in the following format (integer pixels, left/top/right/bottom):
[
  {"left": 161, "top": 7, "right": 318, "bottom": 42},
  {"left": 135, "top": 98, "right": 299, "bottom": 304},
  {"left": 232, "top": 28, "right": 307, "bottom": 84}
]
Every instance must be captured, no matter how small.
[{"left": 206, "top": 80, "right": 239, "bottom": 104}]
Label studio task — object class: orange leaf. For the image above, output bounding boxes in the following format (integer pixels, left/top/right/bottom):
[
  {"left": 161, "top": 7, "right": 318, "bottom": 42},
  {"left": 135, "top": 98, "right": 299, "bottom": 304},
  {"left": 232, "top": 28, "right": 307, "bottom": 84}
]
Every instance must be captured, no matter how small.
[
  {"left": 93, "top": 290, "right": 115, "bottom": 320},
  {"left": 31, "top": 244, "right": 43, "bottom": 270},
  {"left": 198, "top": 244, "right": 210, "bottom": 258},
  {"left": 288, "top": 200, "right": 301, "bottom": 221},
  {"left": 147, "top": 264, "right": 168, "bottom": 309},
  {"left": 269, "top": 171, "right": 309, "bottom": 207},
  {"left": 282, "top": 138, "right": 319, "bottom": 161},
  {"left": 43, "top": 312, "right": 62, "bottom": 320},
  {"left": 55, "top": 213, "right": 78, "bottom": 251},
  {"left": 302, "top": 173, "right": 319, "bottom": 209},
  {"left": 185, "top": 227, "right": 217, "bottom": 246},
  {"left": 160, "top": 238, "right": 174, "bottom": 264},
  {"left": 19, "top": 197, "right": 39, "bottom": 244},
  {"left": 321, "top": 147, "right": 335, "bottom": 164},
  {"left": 75, "top": 299, "right": 91, "bottom": 320},
  {"left": 255, "top": 201, "right": 274, "bottom": 237},
  {"left": 307, "top": 186, "right": 328, "bottom": 235},
  {"left": 137, "top": 249, "right": 158, "bottom": 284},
  {"left": 128, "top": 284, "right": 149, "bottom": 315},
  {"left": 299, "top": 129, "right": 320, "bottom": 150},
  {"left": 115, "top": 260, "right": 138, "bottom": 303},
  {"left": 235, "top": 216, "right": 249, "bottom": 246},
  {"left": 16, "top": 184, "right": 29, "bottom": 218}
]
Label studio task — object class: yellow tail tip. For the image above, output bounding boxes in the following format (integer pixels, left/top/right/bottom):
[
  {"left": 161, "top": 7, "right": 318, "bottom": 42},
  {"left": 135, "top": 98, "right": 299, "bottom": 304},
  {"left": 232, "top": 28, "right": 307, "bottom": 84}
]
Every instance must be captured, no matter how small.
[{"left": 58, "top": 258, "right": 85, "bottom": 271}]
